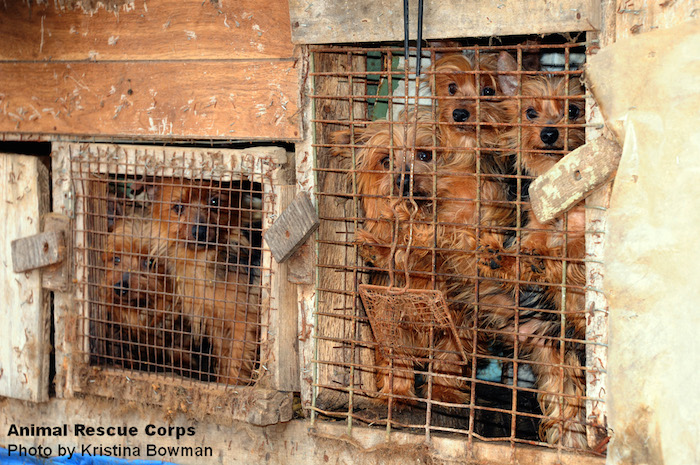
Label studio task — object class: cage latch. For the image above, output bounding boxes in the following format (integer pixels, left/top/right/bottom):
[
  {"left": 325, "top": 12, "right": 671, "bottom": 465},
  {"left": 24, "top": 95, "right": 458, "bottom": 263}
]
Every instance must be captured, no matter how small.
[{"left": 11, "top": 213, "right": 71, "bottom": 291}]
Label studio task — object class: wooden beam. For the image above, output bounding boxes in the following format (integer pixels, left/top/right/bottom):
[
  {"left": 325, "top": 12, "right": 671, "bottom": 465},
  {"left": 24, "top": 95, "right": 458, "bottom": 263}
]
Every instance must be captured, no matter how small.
[
  {"left": 264, "top": 191, "right": 319, "bottom": 263},
  {"left": 11, "top": 230, "right": 65, "bottom": 273},
  {"left": 529, "top": 137, "right": 622, "bottom": 223},
  {"left": 0, "top": 0, "right": 295, "bottom": 61},
  {"left": 0, "top": 154, "right": 51, "bottom": 402},
  {"left": 289, "top": 0, "right": 600, "bottom": 44},
  {"left": 0, "top": 61, "right": 301, "bottom": 140},
  {"left": 42, "top": 213, "right": 72, "bottom": 292},
  {"left": 267, "top": 185, "right": 302, "bottom": 392}
]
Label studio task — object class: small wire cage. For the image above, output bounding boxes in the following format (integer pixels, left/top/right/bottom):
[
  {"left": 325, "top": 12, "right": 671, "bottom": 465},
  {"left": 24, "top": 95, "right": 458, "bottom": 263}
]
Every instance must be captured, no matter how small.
[
  {"left": 311, "top": 35, "right": 608, "bottom": 455},
  {"left": 69, "top": 144, "right": 273, "bottom": 388}
]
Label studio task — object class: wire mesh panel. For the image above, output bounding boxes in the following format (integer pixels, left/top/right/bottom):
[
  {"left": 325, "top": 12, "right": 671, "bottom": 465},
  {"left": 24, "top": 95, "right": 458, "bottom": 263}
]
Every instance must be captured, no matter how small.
[
  {"left": 311, "top": 36, "right": 608, "bottom": 456},
  {"left": 63, "top": 143, "right": 288, "bottom": 397}
]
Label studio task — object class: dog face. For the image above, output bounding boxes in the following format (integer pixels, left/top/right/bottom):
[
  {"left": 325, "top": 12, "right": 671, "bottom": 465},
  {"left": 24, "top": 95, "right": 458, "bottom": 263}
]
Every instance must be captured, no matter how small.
[
  {"left": 505, "top": 75, "right": 585, "bottom": 175},
  {"left": 101, "top": 219, "right": 172, "bottom": 329},
  {"left": 332, "top": 110, "right": 440, "bottom": 226},
  {"left": 497, "top": 52, "right": 586, "bottom": 176},
  {"left": 432, "top": 53, "right": 506, "bottom": 155},
  {"left": 148, "top": 179, "right": 241, "bottom": 249}
]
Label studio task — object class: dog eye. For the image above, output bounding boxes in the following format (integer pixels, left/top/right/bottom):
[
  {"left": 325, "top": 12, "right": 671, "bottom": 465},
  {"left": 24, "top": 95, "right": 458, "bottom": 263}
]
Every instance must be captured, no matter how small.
[
  {"left": 172, "top": 204, "right": 184, "bottom": 214},
  {"left": 525, "top": 108, "right": 538, "bottom": 121},
  {"left": 568, "top": 104, "right": 580, "bottom": 120},
  {"left": 481, "top": 87, "right": 495, "bottom": 96},
  {"left": 113, "top": 256, "right": 121, "bottom": 265},
  {"left": 380, "top": 156, "right": 391, "bottom": 169},
  {"left": 448, "top": 83, "right": 458, "bottom": 96},
  {"left": 417, "top": 151, "right": 432, "bottom": 162},
  {"left": 209, "top": 196, "right": 219, "bottom": 207},
  {"left": 141, "top": 258, "right": 156, "bottom": 270}
]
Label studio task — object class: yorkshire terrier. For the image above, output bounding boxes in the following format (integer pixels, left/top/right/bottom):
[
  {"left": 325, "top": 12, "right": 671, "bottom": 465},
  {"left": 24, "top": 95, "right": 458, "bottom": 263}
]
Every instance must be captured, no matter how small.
[
  {"left": 145, "top": 178, "right": 259, "bottom": 385},
  {"left": 332, "top": 109, "right": 475, "bottom": 405},
  {"left": 100, "top": 218, "right": 175, "bottom": 369},
  {"left": 431, "top": 52, "right": 509, "bottom": 175},
  {"left": 475, "top": 51, "right": 589, "bottom": 448}
]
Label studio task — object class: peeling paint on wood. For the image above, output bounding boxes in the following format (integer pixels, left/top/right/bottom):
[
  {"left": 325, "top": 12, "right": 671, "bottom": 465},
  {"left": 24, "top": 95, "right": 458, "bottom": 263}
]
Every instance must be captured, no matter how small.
[{"left": 0, "top": 153, "right": 50, "bottom": 402}]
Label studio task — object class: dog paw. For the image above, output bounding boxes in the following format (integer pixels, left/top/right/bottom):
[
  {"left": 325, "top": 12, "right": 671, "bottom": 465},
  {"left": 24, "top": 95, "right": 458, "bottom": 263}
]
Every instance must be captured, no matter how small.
[
  {"left": 477, "top": 247, "right": 504, "bottom": 277},
  {"left": 518, "top": 249, "right": 546, "bottom": 275}
]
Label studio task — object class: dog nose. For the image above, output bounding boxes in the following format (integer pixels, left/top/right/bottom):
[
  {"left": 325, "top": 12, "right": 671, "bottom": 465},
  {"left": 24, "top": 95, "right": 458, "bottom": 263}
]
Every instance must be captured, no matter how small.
[
  {"left": 114, "top": 274, "right": 130, "bottom": 297},
  {"left": 540, "top": 127, "right": 559, "bottom": 145},
  {"left": 452, "top": 108, "right": 470, "bottom": 123},
  {"left": 394, "top": 169, "right": 413, "bottom": 197},
  {"left": 192, "top": 224, "right": 210, "bottom": 243}
]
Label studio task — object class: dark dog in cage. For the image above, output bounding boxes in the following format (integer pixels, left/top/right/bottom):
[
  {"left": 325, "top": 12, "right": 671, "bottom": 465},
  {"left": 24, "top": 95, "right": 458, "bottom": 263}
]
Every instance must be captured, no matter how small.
[
  {"left": 473, "top": 52, "right": 589, "bottom": 448},
  {"left": 332, "top": 109, "right": 486, "bottom": 405},
  {"left": 100, "top": 218, "right": 178, "bottom": 368},
  {"left": 145, "top": 179, "right": 259, "bottom": 385}
]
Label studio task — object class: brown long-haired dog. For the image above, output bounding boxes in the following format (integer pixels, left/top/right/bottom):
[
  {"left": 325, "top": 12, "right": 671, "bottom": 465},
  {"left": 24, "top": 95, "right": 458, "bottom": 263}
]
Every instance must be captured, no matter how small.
[
  {"left": 431, "top": 52, "right": 509, "bottom": 175},
  {"left": 476, "top": 52, "right": 589, "bottom": 448},
  {"left": 333, "top": 110, "right": 476, "bottom": 405},
  {"left": 101, "top": 218, "right": 175, "bottom": 368},
  {"left": 146, "top": 178, "right": 259, "bottom": 385}
]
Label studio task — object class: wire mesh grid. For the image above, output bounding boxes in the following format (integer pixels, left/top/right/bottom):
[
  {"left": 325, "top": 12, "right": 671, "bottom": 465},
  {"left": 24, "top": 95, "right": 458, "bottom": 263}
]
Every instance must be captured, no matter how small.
[
  {"left": 310, "top": 36, "right": 608, "bottom": 456},
  {"left": 70, "top": 145, "right": 272, "bottom": 388}
]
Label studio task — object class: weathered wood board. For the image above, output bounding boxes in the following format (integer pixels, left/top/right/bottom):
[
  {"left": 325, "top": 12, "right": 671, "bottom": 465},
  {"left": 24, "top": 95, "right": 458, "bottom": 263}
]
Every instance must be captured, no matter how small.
[
  {"left": 529, "top": 137, "right": 622, "bottom": 223},
  {"left": 267, "top": 185, "right": 302, "bottom": 392},
  {"left": 0, "top": 0, "right": 301, "bottom": 141},
  {"left": 0, "top": 61, "right": 300, "bottom": 140},
  {"left": 313, "top": 50, "right": 378, "bottom": 410},
  {"left": 11, "top": 231, "right": 65, "bottom": 273},
  {"left": 289, "top": 0, "right": 600, "bottom": 44},
  {"left": 265, "top": 191, "right": 319, "bottom": 263},
  {"left": 0, "top": 154, "right": 51, "bottom": 402},
  {"left": 0, "top": 0, "right": 295, "bottom": 61}
]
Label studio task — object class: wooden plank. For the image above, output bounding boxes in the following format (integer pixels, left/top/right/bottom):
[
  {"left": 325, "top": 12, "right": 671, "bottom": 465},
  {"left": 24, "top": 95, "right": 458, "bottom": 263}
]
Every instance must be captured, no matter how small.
[
  {"left": 76, "top": 370, "right": 293, "bottom": 426},
  {"left": 267, "top": 185, "right": 301, "bottom": 392},
  {"left": 41, "top": 213, "right": 72, "bottom": 292},
  {"left": 582, "top": 4, "right": 618, "bottom": 447},
  {"left": 51, "top": 144, "right": 79, "bottom": 398},
  {"left": 264, "top": 191, "right": 319, "bottom": 263},
  {"left": 11, "top": 231, "right": 65, "bottom": 273},
  {"left": 529, "top": 137, "right": 622, "bottom": 223},
  {"left": 0, "top": 0, "right": 294, "bottom": 61},
  {"left": 289, "top": 0, "right": 600, "bottom": 44},
  {"left": 293, "top": 45, "right": 318, "bottom": 410},
  {"left": 0, "top": 61, "right": 301, "bottom": 141},
  {"left": 313, "top": 50, "right": 378, "bottom": 411},
  {"left": 63, "top": 143, "right": 290, "bottom": 182},
  {"left": 0, "top": 154, "right": 50, "bottom": 402}
]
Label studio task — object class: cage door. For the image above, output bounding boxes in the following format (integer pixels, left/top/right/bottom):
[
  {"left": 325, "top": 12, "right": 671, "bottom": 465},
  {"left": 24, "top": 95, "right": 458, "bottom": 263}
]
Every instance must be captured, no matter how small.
[{"left": 0, "top": 153, "right": 51, "bottom": 402}]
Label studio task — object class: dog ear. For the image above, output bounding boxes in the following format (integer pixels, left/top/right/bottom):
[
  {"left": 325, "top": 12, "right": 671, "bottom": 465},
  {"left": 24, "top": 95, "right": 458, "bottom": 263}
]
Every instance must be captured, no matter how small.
[
  {"left": 130, "top": 178, "right": 160, "bottom": 200},
  {"left": 497, "top": 51, "right": 520, "bottom": 96},
  {"left": 330, "top": 128, "right": 363, "bottom": 157}
]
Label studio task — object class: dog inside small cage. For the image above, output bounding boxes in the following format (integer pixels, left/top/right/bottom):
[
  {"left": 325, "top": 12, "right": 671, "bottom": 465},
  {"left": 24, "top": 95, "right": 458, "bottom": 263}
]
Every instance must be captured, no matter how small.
[
  {"left": 79, "top": 169, "right": 266, "bottom": 386},
  {"left": 313, "top": 34, "right": 604, "bottom": 451}
]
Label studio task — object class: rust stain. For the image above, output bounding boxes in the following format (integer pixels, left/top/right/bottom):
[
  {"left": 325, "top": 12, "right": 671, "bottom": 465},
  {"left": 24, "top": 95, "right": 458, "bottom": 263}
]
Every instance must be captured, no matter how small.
[{"left": 612, "top": 406, "right": 664, "bottom": 465}]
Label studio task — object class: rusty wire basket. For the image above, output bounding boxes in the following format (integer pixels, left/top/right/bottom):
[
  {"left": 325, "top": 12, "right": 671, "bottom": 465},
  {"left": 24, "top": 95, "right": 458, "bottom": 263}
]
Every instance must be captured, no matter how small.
[{"left": 359, "top": 284, "right": 467, "bottom": 361}]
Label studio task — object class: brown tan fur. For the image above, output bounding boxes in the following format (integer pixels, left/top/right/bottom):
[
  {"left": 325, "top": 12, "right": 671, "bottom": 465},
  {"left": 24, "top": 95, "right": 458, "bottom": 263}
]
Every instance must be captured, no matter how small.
[
  {"left": 100, "top": 218, "right": 177, "bottom": 370},
  {"left": 476, "top": 52, "right": 588, "bottom": 448},
  {"left": 431, "top": 53, "right": 508, "bottom": 174},
  {"left": 146, "top": 179, "right": 259, "bottom": 385},
  {"left": 333, "top": 110, "right": 475, "bottom": 404}
]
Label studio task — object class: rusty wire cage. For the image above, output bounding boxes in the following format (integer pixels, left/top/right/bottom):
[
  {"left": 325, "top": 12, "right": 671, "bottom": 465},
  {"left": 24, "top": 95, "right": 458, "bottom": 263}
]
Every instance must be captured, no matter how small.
[
  {"left": 62, "top": 143, "right": 288, "bottom": 396},
  {"left": 310, "top": 35, "right": 608, "bottom": 456}
]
